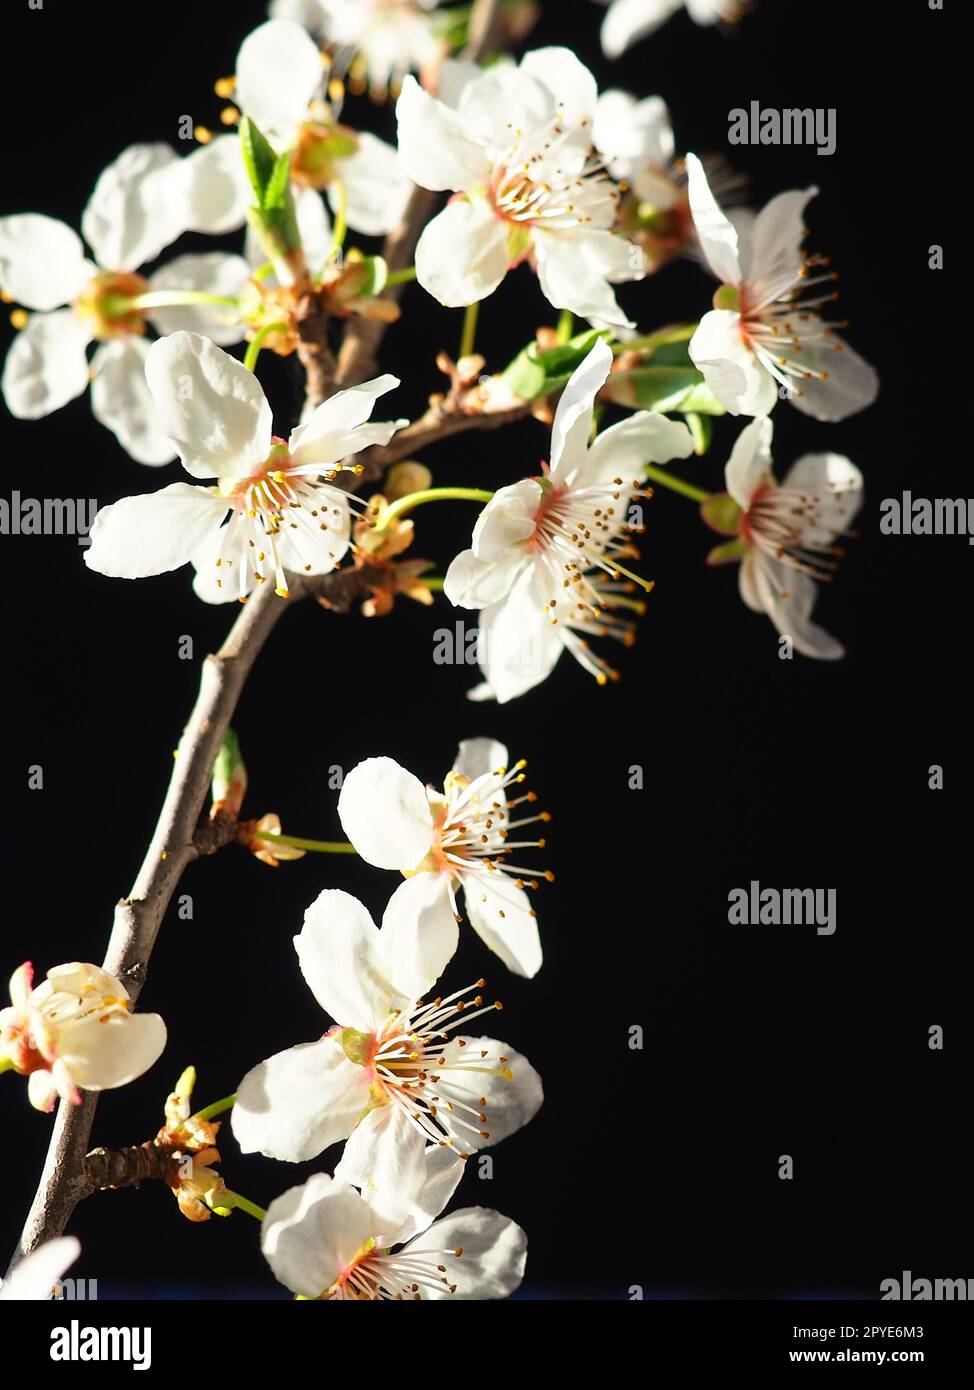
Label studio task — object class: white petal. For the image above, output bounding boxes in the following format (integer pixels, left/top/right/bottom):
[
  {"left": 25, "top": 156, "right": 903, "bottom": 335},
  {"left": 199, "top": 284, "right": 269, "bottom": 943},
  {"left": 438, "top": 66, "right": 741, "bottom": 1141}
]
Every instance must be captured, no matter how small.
[
  {"left": 177, "top": 136, "right": 251, "bottom": 235},
  {"left": 57, "top": 1011, "right": 166, "bottom": 1091},
  {"left": 583, "top": 410, "right": 695, "bottom": 488},
  {"left": 84, "top": 482, "right": 226, "bottom": 579},
  {"left": 380, "top": 874, "right": 460, "bottom": 1001},
  {"left": 1, "top": 310, "right": 90, "bottom": 420},
  {"left": 415, "top": 199, "right": 509, "bottom": 309},
  {"left": 725, "top": 415, "right": 774, "bottom": 509},
  {"left": 549, "top": 337, "right": 614, "bottom": 483},
  {"left": 0, "top": 1238, "right": 81, "bottom": 1302},
  {"left": 433, "top": 1035, "right": 543, "bottom": 1150},
  {"left": 477, "top": 569, "right": 564, "bottom": 703},
  {"left": 147, "top": 253, "right": 249, "bottom": 345},
  {"left": 472, "top": 479, "right": 541, "bottom": 558},
  {"left": 452, "top": 738, "right": 509, "bottom": 782},
  {"left": 236, "top": 19, "right": 322, "bottom": 146},
  {"left": 337, "top": 132, "right": 412, "bottom": 237},
  {"left": 144, "top": 331, "right": 273, "bottom": 479},
  {"left": 233, "top": 1037, "right": 369, "bottom": 1161},
  {"left": 388, "top": 1146, "right": 467, "bottom": 1247},
  {"left": 456, "top": 62, "right": 555, "bottom": 150},
  {"left": 748, "top": 186, "right": 817, "bottom": 287},
  {"left": 753, "top": 556, "right": 844, "bottom": 659},
  {"left": 443, "top": 548, "right": 529, "bottom": 611},
  {"left": 519, "top": 47, "right": 598, "bottom": 126},
  {"left": 534, "top": 228, "right": 640, "bottom": 329},
  {"left": 686, "top": 152, "right": 742, "bottom": 286},
  {"left": 337, "top": 757, "right": 434, "bottom": 872},
  {"left": 601, "top": 0, "right": 684, "bottom": 56},
  {"left": 738, "top": 551, "right": 764, "bottom": 613},
  {"left": 396, "top": 76, "right": 491, "bottom": 192},
  {"left": 593, "top": 92, "right": 674, "bottom": 173},
  {"left": 462, "top": 872, "right": 543, "bottom": 978},
  {"left": 689, "top": 309, "right": 777, "bottom": 416},
  {"left": 288, "top": 374, "right": 401, "bottom": 468},
  {"left": 262, "top": 1174, "right": 373, "bottom": 1298},
  {"left": 82, "top": 144, "right": 183, "bottom": 271},
  {"left": 0, "top": 215, "right": 90, "bottom": 310},
  {"left": 786, "top": 330, "right": 879, "bottom": 422},
  {"left": 296, "top": 888, "right": 404, "bottom": 1028},
  {"left": 405, "top": 1208, "right": 527, "bottom": 1300},
  {"left": 90, "top": 338, "right": 178, "bottom": 465},
  {"left": 784, "top": 450, "right": 863, "bottom": 522},
  {"left": 333, "top": 1104, "right": 432, "bottom": 1238}
]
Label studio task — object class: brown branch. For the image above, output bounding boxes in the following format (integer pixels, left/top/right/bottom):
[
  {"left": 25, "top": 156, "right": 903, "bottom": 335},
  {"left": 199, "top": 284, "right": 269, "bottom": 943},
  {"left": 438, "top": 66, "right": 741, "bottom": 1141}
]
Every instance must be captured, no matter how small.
[{"left": 356, "top": 400, "right": 532, "bottom": 484}]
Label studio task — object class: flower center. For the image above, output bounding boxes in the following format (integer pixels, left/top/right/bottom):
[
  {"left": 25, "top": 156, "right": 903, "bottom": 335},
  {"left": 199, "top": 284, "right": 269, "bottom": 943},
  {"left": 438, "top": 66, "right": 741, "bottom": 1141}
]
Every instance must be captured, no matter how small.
[
  {"left": 434, "top": 758, "right": 554, "bottom": 894},
  {"left": 736, "top": 253, "right": 849, "bottom": 399},
  {"left": 328, "top": 1236, "right": 464, "bottom": 1301},
  {"left": 488, "top": 114, "right": 619, "bottom": 244},
  {"left": 745, "top": 480, "right": 853, "bottom": 580},
  {"left": 75, "top": 270, "right": 149, "bottom": 341}
]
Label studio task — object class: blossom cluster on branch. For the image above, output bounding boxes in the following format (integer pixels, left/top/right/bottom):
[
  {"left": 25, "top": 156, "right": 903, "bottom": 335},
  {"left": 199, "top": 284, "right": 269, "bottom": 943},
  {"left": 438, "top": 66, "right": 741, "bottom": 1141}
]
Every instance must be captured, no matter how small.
[{"left": 0, "top": 0, "right": 878, "bottom": 1301}]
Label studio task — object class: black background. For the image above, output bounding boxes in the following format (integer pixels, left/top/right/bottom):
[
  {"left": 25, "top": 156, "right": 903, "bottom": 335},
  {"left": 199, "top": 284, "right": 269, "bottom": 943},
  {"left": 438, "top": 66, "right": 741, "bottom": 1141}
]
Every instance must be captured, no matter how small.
[{"left": 0, "top": 0, "right": 967, "bottom": 1302}]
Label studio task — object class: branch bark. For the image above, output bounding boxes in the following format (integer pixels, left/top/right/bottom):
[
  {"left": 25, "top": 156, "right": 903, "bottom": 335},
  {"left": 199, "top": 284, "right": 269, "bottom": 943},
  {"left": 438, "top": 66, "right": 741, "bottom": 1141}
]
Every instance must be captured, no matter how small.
[{"left": 9, "top": 0, "right": 511, "bottom": 1274}]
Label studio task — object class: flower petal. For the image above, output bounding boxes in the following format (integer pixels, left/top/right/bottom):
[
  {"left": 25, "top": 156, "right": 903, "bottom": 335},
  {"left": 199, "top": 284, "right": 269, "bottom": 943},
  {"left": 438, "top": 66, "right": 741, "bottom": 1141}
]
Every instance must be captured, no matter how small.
[
  {"left": 337, "top": 132, "right": 413, "bottom": 237},
  {"left": 549, "top": 337, "right": 614, "bottom": 483},
  {"left": 233, "top": 1037, "right": 369, "bottom": 1161},
  {"left": 147, "top": 253, "right": 249, "bottom": 345},
  {"left": 0, "top": 1237, "right": 80, "bottom": 1302},
  {"left": 396, "top": 76, "right": 491, "bottom": 192},
  {"left": 0, "top": 215, "right": 90, "bottom": 310},
  {"left": 405, "top": 1208, "right": 527, "bottom": 1299},
  {"left": 296, "top": 888, "right": 404, "bottom": 1028},
  {"left": 84, "top": 482, "right": 226, "bottom": 580},
  {"left": 582, "top": 410, "right": 695, "bottom": 488},
  {"left": 747, "top": 185, "right": 817, "bottom": 286},
  {"left": 752, "top": 555, "right": 844, "bottom": 659},
  {"left": 433, "top": 1035, "right": 543, "bottom": 1150},
  {"left": 144, "top": 331, "right": 273, "bottom": 479},
  {"left": 786, "top": 330, "right": 879, "bottom": 423},
  {"left": 415, "top": 199, "right": 509, "bottom": 309},
  {"left": 262, "top": 1174, "right": 373, "bottom": 1298},
  {"left": 177, "top": 135, "right": 251, "bottom": 235},
  {"left": 236, "top": 19, "right": 322, "bottom": 146},
  {"left": 686, "top": 152, "right": 742, "bottom": 286},
  {"left": 519, "top": 47, "right": 598, "bottom": 126},
  {"left": 380, "top": 873, "right": 460, "bottom": 1002},
  {"left": 333, "top": 1104, "right": 432, "bottom": 1239},
  {"left": 689, "top": 309, "right": 777, "bottom": 416},
  {"left": 725, "top": 415, "right": 774, "bottom": 510},
  {"left": 1, "top": 310, "right": 91, "bottom": 420},
  {"left": 81, "top": 144, "right": 183, "bottom": 271},
  {"left": 477, "top": 568, "right": 564, "bottom": 703},
  {"left": 287, "top": 374, "right": 401, "bottom": 468},
  {"left": 462, "top": 871, "right": 543, "bottom": 978},
  {"left": 57, "top": 1011, "right": 166, "bottom": 1091},
  {"left": 90, "top": 338, "right": 178, "bottom": 465},
  {"left": 443, "top": 547, "right": 529, "bottom": 611},
  {"left": 337, "top": 757, "right": 434, "bottom": 872},
  {"left": 534, "top": 228, "right": 641, "bottom": 329},
  {"left": 452, "top": 738, "right": 509, "bottom": 782}
]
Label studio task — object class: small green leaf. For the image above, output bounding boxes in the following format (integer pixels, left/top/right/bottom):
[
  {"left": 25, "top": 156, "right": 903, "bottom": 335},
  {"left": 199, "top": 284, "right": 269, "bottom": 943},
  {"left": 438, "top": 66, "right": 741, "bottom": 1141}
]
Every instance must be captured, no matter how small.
[
  {"left": 501, "top": 327, "right": 609, "bottom": 401},
  {"left": 264, "top": 152, "right": 293, "bottom": 211},
  {"left": 240, "top": 117, "right": 279, "bottom": 205},
  {"left": 706, "top": 537, "right": 747, "bottom": 567},
  {"left": 684, "top": 411, "right": 713, "bottom": 455}
]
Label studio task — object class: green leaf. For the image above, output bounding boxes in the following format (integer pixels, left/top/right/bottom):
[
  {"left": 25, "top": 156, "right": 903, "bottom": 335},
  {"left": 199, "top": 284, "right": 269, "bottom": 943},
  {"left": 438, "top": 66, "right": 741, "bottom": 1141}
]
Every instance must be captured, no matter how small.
[
  {"left": 264, "top": 152, "right": 293, "bottom": 211},
  {"left": 706, "top": 537, "right": 747, "bottom": 567},
  {"left": 356, "top": 255, "right": 388, "bottom": 299},
  {"left": 602, "top": 366, "right": 724, "bottom": 416},
  {"left": 684, "top": 411, "right": 713, "bottom": 455},
  {"left": 501, "top": 327, "right": 609, "bottom": 401},
  {"left": 240, "top": 117, "right": 279, "bottom": 206}
]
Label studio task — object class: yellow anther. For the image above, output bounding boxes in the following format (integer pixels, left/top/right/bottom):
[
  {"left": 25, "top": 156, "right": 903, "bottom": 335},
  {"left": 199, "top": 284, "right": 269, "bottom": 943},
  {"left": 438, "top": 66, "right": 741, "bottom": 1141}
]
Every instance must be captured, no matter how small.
[
  {"left": 194, "top": 125, "right": 213, "bottom": 144},
  {"left": 10, "top": 308, "right": 28, "bottom": 330},
  {"left": 214, "top": 76, "right": 236, "bottom": 98}
]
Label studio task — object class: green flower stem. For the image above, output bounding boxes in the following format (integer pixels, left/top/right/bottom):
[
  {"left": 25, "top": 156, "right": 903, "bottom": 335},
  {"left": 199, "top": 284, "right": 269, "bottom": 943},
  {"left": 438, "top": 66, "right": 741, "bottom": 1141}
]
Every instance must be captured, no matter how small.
[
  {"left": 556, "top": 309, "right": 575, "bottom": 344},
  {"left": 124, "top": 290, "right": 242, "bottom": 311},
  {"left": 385, "top": 265, "right": 417, "bottom": 286},
  {"left": 459, "top": 300, "right": 480, "bottom": 358},
  {"left": 423, "top": 576, "right": 445, "bottom": 592},
  {"left": 330, "top": 179, "right": 348, "bottom": 259},
  {"left": 244, "top": 322, "right": 287, "bottom": 373},
  {"left": 255, "top": 831, "right": 357, "bottom": 854},
  {"left": 377, "top": 487, "right": 494, "bottom": 532},
  {"left": 643, "top": 463, "right": 711, "bottom": 504},
  {"left": 613, "top": 323, "right": 697, "bottom": 356},
  {"left": 223, "top": 1191, "right": 267, "bottom": 1222},
  {"left": 192, "top": 1093, "right": 237, "bottom": 1124}
]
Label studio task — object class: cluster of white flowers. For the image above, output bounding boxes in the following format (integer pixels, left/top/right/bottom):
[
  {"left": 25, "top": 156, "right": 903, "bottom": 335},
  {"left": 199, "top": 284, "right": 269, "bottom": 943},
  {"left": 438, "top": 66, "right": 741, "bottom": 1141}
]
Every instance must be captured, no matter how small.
[{"left": 2, "top": 0, "right": 879, "bottom": 1301}]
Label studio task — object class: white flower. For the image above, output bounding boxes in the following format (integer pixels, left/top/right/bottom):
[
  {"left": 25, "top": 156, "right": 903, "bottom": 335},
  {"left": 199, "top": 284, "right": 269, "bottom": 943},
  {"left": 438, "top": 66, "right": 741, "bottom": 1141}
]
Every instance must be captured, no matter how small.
[
  {"left": 396, "top": 48, "right": 645, "bottom": 325},
  {"left": 84, "top": 332, "right": 404, "bottom": 604},
  {"left": 229, "top": 19, "right": 412, "bottom": 243},
  {"left": 708, "top": 415, "right": 863, "bottom": 658},
  {"left": 0, "top": 1238, "right": 80, "bottom": 1301},
  {"left": 338, "top": 738, "right": 551, "bottom": 983},
  {"left": 593, "top": 90, "right": 680, "bottom": 213},
  {"left": 0, "top": 146, "right": 249, "bottom": 463},
  {"left": 262, "top": 1158, "right": 527, "bottom": 1300},
  {"left": 597, "top": 0, "right": 746, "bottom": 57},
  {"left": 686, "top": 154, "right": 879, "bottom": 422},
  {"left": 444, "top": 337, "right": 694, "bottom": 698},
  {"left": 0, "top": 962, "right": 166, "bottom": 1113},
  {"left": 271, "top": 0, "right": 444, "bottom": 97},
  {"left": 232, "top": 888, "right": 542, "bottom": 1169}
]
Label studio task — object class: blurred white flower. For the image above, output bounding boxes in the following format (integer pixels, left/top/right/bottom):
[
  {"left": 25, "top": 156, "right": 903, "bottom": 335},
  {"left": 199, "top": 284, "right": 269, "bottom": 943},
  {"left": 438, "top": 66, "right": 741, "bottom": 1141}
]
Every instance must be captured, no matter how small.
[
  {"left": 84, "top": 332, "right": 404, "bottom": 604},
  {"left": 397, "top": 48, "right": 644, "bottom": 325},
  {"left": 0, "top": 146, "right": 249, "bottom": 462},
  {"left": 338, "top": 738, "right": 550, "bottom": 982},
  {"left": 706, "top": 415, "right": 863, "bottom": 658},
  {"left": 0, "top": 1238, "right": 80, "bottom": 1301},
  {"left": 597, "top": 0, "right": 746, "bottom": 58},
  {"left": 0, "top": 962, "right": 166, "bottom": 1112},
  {"left": 686, "top": 154, "right": 878, "bottom": 421},
  {"left": 262, "top": 1159, "right": 527, "bottom": 1300},
  {"left": 232, "top": 888, "right": 542, "bottom": 1169},
  {"left": 271, "top": 0, "right": 444, "bottom": 96}
]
